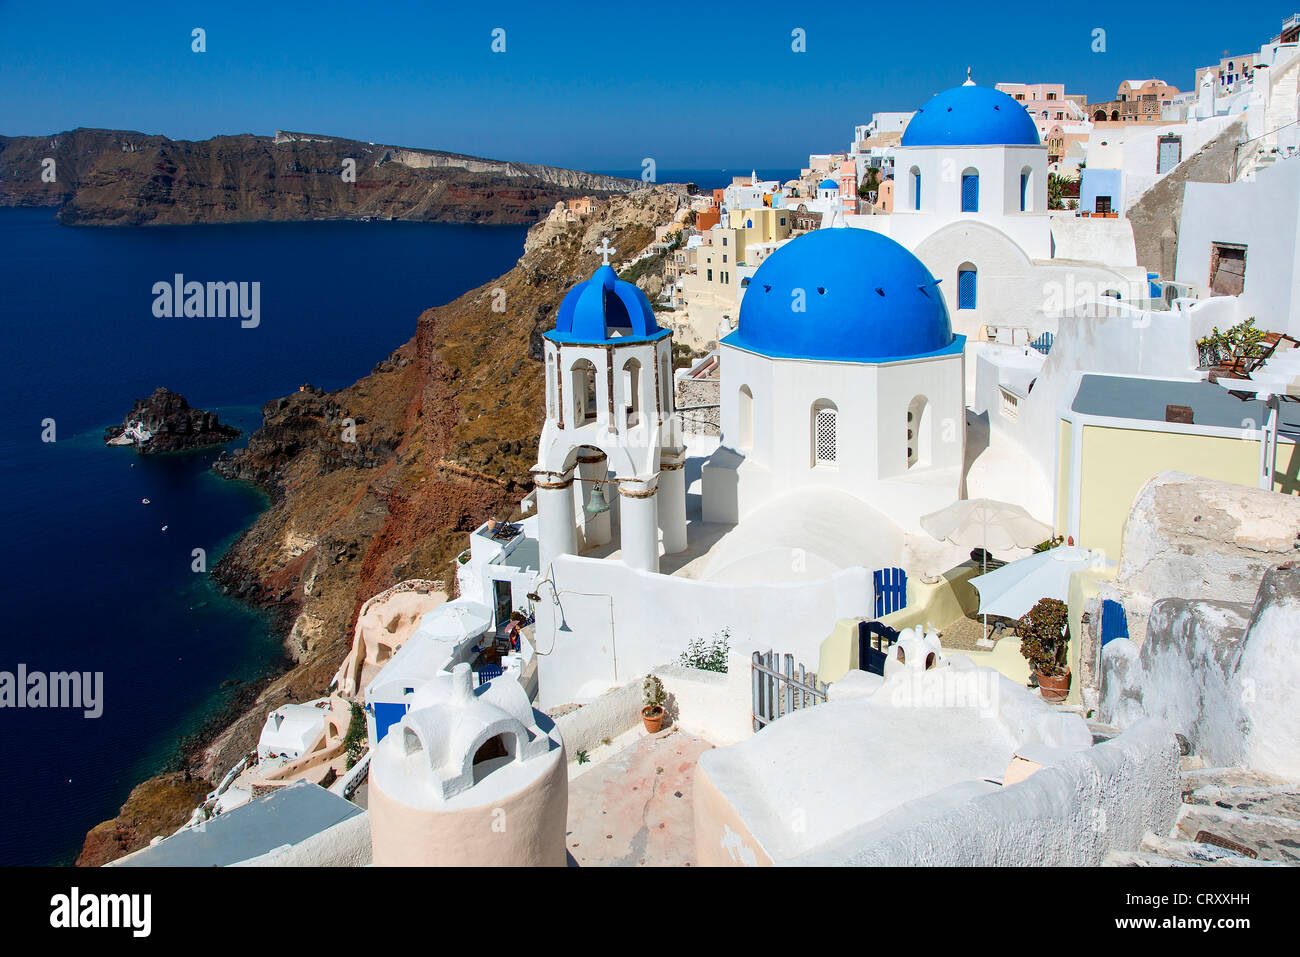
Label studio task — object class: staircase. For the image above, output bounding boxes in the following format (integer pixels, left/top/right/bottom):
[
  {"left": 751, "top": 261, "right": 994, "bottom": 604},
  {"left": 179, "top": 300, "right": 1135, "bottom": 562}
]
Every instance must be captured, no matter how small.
[
  {"left": 1105, "top": 761, "right": 1300, "bottom": 867},
  {"left": 1238, "top": 53, "right": 1300, "bottom": 179}
]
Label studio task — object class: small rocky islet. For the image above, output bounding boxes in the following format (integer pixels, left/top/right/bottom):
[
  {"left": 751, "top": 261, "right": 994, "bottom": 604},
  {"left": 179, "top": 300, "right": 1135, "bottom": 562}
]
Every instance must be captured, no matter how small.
[{"left": 104, "top": 386, "right": 240, "bottom": 454}]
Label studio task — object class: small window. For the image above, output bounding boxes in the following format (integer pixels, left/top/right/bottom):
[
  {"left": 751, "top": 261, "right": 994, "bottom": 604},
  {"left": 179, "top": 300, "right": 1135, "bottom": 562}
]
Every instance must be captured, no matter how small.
[
  {"left": 1209, "top": 242, "right": 1247, "bottom": 295},
  {"left": 1095, "top": 195, "right": 1112, "bottom": 214},
  {"left": 958, "top": 264, "right": 978, "bottom": 310},
  {"left": 812, "top": 401, "right": 837, "bottom": 465},
  {"left": 910, "top": 166, "right": 921, "bottom": 210},
  {"left": 961, "top": 170, "right": 979, "bottom": 212}
]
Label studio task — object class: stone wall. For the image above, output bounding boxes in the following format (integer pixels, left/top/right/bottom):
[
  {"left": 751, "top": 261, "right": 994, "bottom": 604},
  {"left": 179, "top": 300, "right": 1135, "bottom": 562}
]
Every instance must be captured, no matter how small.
[{"left": 675, "top": 376, "right": 720, "bottom": 436}]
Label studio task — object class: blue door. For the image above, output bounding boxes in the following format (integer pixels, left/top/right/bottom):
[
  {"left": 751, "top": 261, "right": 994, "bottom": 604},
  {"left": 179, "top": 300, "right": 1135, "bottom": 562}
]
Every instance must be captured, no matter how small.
[
  {"left": 961, "top": 173, "right": 979, "bottom": 212},
  {"left": 873, "top": 567, "right": 908, "bottom": 617},
  {"left": 958, "top": 268, "right": 977, "bottom": 309},
  {"left": 372, "top": 701, "right": 407, "bottom": 743}
]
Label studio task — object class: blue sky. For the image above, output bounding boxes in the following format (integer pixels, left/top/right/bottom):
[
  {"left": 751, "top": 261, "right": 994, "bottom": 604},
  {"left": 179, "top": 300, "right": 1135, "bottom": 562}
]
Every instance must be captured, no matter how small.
[{"left": 0, "top": 1, "right": 1289, "bottom": 170}]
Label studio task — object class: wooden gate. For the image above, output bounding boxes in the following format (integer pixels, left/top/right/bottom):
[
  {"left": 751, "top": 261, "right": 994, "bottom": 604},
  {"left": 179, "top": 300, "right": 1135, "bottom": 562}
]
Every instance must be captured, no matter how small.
[
  {"left": 751, "top": 651, "right": 828, "bottom": 731},
  {"left": 873, "top": 567, "right": 908, "bottom": 618},
  {"left": 858, "top": 620, "right": 901, "bottom": 676}
]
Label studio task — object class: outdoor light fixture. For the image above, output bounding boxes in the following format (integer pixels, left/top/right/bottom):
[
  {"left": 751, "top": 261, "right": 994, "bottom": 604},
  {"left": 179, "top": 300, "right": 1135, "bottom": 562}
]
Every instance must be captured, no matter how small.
[{"left": 585, "top": 482, "right": 610, "bottom": 516}]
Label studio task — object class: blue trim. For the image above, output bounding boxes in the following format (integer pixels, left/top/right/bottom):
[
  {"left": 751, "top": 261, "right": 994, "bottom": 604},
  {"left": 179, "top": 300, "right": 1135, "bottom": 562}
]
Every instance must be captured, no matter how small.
[
  {"left": 545, "top": 327, "right": 671, "bottom": 346},
  {"left": 722, "top": 332, "right": 966, "bottom": 365}
]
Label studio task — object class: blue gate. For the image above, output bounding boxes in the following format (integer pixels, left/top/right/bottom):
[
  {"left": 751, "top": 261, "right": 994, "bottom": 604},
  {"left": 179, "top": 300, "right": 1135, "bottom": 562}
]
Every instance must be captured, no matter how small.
[
  {"left": 1100, "top": 599, "right": 1129, "bottom": 647},
  {"left": 873, "top": 567, "right": 908, "bottom": 618},
  {"left": 858, "top": 620, "right": 901, "bottom": 676},
  {"left": 1030, "top": 332, "right": 1054, "bottom": 355}
]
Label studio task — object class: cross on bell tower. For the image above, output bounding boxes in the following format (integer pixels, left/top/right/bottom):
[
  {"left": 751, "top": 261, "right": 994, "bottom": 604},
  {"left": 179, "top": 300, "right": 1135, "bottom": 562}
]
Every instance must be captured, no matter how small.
[{"left": 596, "top": 237, "right": 615, "bottom": 266}]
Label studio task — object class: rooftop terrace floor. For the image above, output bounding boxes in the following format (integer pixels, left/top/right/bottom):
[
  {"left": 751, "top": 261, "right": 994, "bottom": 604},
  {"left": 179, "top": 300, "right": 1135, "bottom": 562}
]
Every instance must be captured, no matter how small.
[{"left": 565, "top": 727, "right": 714, "bottom": 867}]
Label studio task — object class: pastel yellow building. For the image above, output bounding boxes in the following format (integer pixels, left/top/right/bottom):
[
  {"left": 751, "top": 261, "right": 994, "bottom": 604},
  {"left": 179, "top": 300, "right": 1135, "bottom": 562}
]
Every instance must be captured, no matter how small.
[{"left": 1055, "top": 374, "right": 1300, "bottom": 562}]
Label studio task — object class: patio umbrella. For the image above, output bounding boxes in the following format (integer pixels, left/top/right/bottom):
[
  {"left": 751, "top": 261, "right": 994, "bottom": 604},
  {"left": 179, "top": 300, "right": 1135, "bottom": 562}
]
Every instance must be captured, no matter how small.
[
  {"left": 416, "top": 599, "right": 492, "bottom": 644},
  {"left": 920, "top": 498, "right": 1054, "bottom": 631},
  {"left": 968, "top": 545, "right": 1096, "bottom": 622},
  {"left": 919, "top": 498, "right": 1054, "bottom": 560}
]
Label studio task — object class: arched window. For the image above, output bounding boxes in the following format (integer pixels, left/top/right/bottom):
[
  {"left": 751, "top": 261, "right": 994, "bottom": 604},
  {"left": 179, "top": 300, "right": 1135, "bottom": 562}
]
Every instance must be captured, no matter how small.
[
  {"left": 910, "top": 166, "right": 921, "bottom": 210},
  {"left": 545, "top": 353, "right": 556, "bottom": 418},
  {"left": 811, "top": 399, "right": 837, "bottom": 466},
  {"left": 660, "top": 353, "right": 672, "bottom": 413},
  {"left": 1019, "top": 165, "right": 1033, "bottom": 212},
  {"left": 738, "top": 385, "right": 754, "bottom": 451},
  {"left": 960, "top": 167, "right": 979, "bottom": 213},
  {"left": 1110, "top": 110, "right": 1119, "bottom": 121},
  {"left": 570, "top": 358, "right": 598, "bottom": 425},
  {"left": 906, "top": 395, "right": 932, "bottom": 469},
  {"left": 1093, "top": 110, "right": 1106, "bottom": 121},
  {"left": 957, "top": 263, "right": 978, "bottom": 310},
  {"left": 622, "top": 357, "right": 642, "bottom": 428}
]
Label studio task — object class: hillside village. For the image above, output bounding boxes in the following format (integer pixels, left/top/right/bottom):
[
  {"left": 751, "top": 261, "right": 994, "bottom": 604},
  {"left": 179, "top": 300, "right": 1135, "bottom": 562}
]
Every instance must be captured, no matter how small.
[{"left": 109, "top": 15, "right": 1300, "bottom": 868}]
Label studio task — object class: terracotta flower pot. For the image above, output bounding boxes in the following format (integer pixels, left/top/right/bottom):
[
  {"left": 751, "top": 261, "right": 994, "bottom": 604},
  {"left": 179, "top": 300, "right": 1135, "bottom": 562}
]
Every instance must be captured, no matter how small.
[
  {"left": 1035, "top": 668, "right": 1071, "bottom": 703},
  {"left": 641, "top": 706, "right": 664, "bottom": 734}
]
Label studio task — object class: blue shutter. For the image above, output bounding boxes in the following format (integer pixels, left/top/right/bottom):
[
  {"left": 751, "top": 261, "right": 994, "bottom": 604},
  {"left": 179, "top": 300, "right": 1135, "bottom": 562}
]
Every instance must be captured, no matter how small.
[
  {"left": 961, "top": 173, "right": 979, "bottom": 212},
  {"left": 1020, "top": 172, "right": 1028, "bottom": 211},
  {"left": 913, "top": 171, "right": 921, "bottom": 210},
  {"left": 958, "top": 269, "right": 977, "bottom": 309}
]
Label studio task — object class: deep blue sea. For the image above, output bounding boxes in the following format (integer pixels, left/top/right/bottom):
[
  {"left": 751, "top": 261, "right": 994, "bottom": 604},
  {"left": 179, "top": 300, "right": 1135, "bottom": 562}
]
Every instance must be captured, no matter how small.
[{"left": 0, "top": 208, "right": 527, "bottom": 865}]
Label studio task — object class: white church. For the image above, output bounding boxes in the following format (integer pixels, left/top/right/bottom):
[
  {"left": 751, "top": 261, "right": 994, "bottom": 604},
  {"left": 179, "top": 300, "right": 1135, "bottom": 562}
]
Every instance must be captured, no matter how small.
[
  {"left": 510, "top": 221, "right": 970, "bottom": 705},
  {"left": 847, "top": 76, "right": 1151, "bottom": 342}
]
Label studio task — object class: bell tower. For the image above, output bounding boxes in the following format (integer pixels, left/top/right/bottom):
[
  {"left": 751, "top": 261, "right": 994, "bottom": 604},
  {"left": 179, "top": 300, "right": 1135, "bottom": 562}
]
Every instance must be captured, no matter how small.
[{"left": 533, "top": 240, "right": 688, "bottom": 574}]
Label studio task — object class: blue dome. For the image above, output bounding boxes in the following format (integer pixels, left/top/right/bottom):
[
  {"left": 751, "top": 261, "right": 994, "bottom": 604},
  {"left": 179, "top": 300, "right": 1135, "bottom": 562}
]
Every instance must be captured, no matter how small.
[
  {"left": 818, "top": 178, "right": 839, "bottom": 190},
  {"left": 724, "top": 228, "right": 958, "bottom": 363},
  {"left": 901, "top": 85, "right": 1040, "bottom": 147},
  {"left": 546, "top": 265, "right": 666, "bottom": 344}
]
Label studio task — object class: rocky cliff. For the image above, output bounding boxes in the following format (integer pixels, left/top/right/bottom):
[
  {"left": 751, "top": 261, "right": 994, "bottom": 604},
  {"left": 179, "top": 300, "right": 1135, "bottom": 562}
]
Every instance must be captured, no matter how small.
[
  {"left": 75, "top": 185, "right": 685, "bottom": 864},
  {"left": 0, "top": 128, "right": 640, "bottom": 226}
]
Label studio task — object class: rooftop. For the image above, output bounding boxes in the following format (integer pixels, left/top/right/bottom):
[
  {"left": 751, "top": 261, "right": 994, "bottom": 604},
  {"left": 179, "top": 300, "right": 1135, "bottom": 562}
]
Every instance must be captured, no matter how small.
[{"left": 1071, "top": 374, "right": 1300, "bottom": 432}]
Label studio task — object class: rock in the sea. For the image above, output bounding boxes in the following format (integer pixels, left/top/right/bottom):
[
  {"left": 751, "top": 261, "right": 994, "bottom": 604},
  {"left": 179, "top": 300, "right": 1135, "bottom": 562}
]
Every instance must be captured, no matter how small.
[{"left": 104, "top": 387, "right": 240, "bottom": 454}]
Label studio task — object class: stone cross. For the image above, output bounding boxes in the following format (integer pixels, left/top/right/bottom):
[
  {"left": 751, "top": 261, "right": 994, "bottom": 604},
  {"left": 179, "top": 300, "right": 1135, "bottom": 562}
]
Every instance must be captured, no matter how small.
[{"left": 596, "top": 237, "right": 615, "bottom": 266}]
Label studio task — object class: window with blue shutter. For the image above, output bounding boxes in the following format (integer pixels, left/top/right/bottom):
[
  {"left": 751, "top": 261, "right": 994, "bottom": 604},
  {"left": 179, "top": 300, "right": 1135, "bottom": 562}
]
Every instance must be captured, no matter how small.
[
  {"left": 1020, "top": 172, "right": 1029, "bottom": 211},
  {"left": 912, "top": 170, "right": 921, "bottom": 210},
  {"left": 961, "top": 172, "right": 979, "bottom": 212},
  {"left": 958, "top": 267, "right": 977, "bottom": 309}
]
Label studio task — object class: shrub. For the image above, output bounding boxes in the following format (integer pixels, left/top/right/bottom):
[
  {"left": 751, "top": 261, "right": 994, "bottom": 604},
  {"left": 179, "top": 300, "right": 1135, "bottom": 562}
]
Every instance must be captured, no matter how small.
[
  {"left": 343, "top": 702, "right": 367, "bottom": 770},
  {"left": 678, "top": 628, "right": 730, "bottom": 673},
  {"left": 1018, "top": 598, "right": 1070, "bottom": 677}
]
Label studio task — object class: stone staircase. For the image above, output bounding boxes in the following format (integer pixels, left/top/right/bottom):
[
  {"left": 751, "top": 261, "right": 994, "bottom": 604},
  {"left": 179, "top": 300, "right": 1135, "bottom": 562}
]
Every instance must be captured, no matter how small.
[
  {"left": 1239, "top": 53, "right": 1300, "bottom": 179},
  {"left": 1106, "top": 762, "right": 1300, "bottom": 866}
]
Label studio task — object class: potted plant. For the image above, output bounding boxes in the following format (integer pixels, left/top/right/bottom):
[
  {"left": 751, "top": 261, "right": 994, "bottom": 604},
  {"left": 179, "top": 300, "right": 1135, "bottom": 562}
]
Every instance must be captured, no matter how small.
[
  {"left": 641, "top": 674, "right": 666, "bottom": 733},
  {"left": 1018, "top": 597, "right": 1071, "bottom": 702}
]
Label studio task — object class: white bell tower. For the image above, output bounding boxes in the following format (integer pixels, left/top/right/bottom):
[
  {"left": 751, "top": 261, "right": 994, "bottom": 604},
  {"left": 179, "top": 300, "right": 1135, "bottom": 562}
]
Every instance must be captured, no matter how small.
[{"left": 533, "top": 243, "right": 688, "bottom": 574}]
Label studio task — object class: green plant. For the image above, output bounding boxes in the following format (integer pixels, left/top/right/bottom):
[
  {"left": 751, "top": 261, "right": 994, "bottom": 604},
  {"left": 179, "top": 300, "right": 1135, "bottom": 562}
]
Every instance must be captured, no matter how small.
[
  {"left": 1198, "top": 317, "right": 1269, "bottom": 366},
  {"left": 858, "top": 168, "right": 880, "bottom": 199},
  {"left": 1018, "top": 598, "right": 1070, "bottom": 677},
  {"left": 678, "top": 628, "right": 730, "bottom": 673},
  {"left": 643, "top": 674, "right": 666, "bottom": 712},
  {"left": 1032, "top": 535, "right": 1065, "bottom": 553},
  {"left": 343, "top": 702, "right": 367, "bottom": 770},
  {"left": 576, "top": 749, "right": 590, "bottom": 764}
]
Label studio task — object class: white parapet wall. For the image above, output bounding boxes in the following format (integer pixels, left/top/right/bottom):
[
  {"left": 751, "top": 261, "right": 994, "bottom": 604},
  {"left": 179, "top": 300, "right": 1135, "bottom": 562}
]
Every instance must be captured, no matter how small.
[
  {"left": 796, "top": 718, "right": 1180, "bottom": 867},
  {"left": 533, "top": 553, "right": 871, "bottom": 707}
]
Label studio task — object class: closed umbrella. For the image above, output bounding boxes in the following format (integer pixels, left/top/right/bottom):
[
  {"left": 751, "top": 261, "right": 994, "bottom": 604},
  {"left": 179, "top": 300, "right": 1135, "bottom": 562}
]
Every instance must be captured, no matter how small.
[
  {"left": 968, "top": 545, "right": 1096, "bottom": 622},
  {"left": 416, "top": 599, "right": 492, "bottom": 644}
]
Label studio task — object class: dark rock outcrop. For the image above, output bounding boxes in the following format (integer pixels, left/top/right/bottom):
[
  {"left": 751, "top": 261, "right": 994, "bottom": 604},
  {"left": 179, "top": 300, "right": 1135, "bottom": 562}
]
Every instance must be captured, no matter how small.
[
  {"left": 0, "top": 128, "right": 640, "bottom": 226},
  {"left": 104, "top": 387, "right": 240, "bottom": 454}
]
